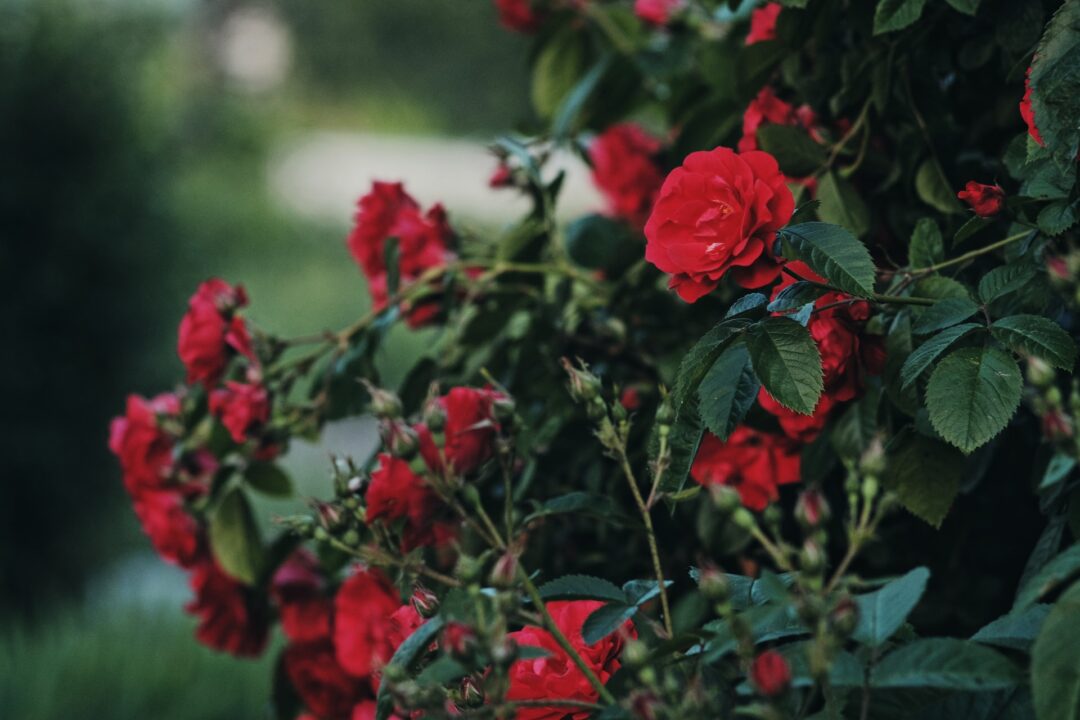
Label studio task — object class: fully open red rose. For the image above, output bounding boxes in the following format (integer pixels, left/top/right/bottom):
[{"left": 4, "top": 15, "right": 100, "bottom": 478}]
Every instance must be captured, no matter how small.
[
  {"left": 590, "top": 123, "right": 664, "bottom": 227},
  {"left": 334, "top": 568, "right": 421, "bottom": 679},
  {"left": 635, "top": 0, "right": 682, "bottom": 26},
  {"left": 750, "top": 649, "right": 791, "bottom": 697},
  {"left": 365, "top": 453, "right": 456, "bottom": 551},
  {"left": 346, "top": 181, "right": 453, "bottom": 327},
  {"left": 209, "top": 380, "right": 270, "bottom": 444},
  {"left": 177, "top": 279, "right": 253, "bottom": 388},
  {"left": 285, "top": 641, "right": 368, "bottom": 720},
  {"left": 185, "top": 558, "right": 269, "bottom": 657},
  {"left": 746, "top": 2, "right": 781, "bottom": 45},
  {"left": 506, "top": 601, "right": 632, "bottom": 719},
  {"left": 494, "top": 0, "right": 543, "bottom": 33},
  {"left": 645, "top": 147, "right": 794, "bottom": 301},
  {"left": 957, "top": 181, "right": 1005, "bottom": 217},
  {"left": 691, "top": 427, "right": 801, "bottom": 510},
  {"left": 109, "top": 392, "right": 180, "bottom": 492},
  {"left": 272, "top": 550, "right": 333, "bottom": 643},
  {"left": 417, "top": 386, "right": 504, "bottom": 476},
  {"left": 132, "top": 489, "right": 203, "bottom": 568}
]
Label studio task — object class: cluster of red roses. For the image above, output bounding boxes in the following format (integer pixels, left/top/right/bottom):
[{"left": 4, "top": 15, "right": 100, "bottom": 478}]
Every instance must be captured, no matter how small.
[{"left": 109, "top": 279, "right": 273, "bottom": 656}]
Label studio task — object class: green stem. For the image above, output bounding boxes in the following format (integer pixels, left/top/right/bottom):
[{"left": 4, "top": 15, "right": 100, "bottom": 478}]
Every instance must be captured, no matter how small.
[
  {"left": 617, "top": 453, "right": 674, "bottom": 637},
  {"left": 519, "top": 571, "right": 617, "bottom": 705},
  {"left": 918, "top": 230, "right": 1033, "bottom": 274}
]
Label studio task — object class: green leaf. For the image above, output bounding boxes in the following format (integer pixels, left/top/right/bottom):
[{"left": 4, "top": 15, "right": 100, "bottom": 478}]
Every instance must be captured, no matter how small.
[
  {"left": 1032, "top": 582, "right": 1080, "bottom": 720},
  {"left": 882, "top": 430, "right": 964, "bottom": 528},
  {"left": 538, "top": 574, "right": 627, "bottom": 603},
  {"left": 1038, "top": 200, "right": 1079, "bottom": 236},
  {"left": 912, "top": 297, "right": 980, "bottom": 335},
  {"left": 768, "top": 281, "right": 829, "bottom": 312},
  {"left": 747, "top": 317, "right": 824, "bottom": 415},
  {"left": 531, "top": 27, "right": 587, "bottom": 118},
  {"left": 1015, "top": 544, "right": 1080, "bottom": 611},
  {"left": 756, "top": 124, "right": 827, "bottom": 177},
  {"left": 926, "top": 346, "right": 1022, "bottom": 453},
  {"left": 972, "top": 604, "right": 1052, "bottom": 652},
  {"left": 954, "top": 215, "right": 993, "bottom": 246},
  {"left": 698, "top": 343, "right": 759, "bottom": 441},
  {"left": 978, "top": 265, "right": 1038, "bottom": 304},
  {"left": 899, "top": 323, "right": 983, "bottom": 389},
  {"left": 565, "top": 214, "right": 640, "bottom": 273},
  {"left": 778, "top": 222, "right": 876, "bottom": 298},
  {"left": 945, "top": 0, "right": 981, "bottom": 15},
  {"left": 415, "top": 657, "right": 467, "bottom": 687},
  {"left": 376, "top": 617, "right": 444, "bottom": 720},
  {"left": 725, "top": 293, "right": 770, "bottom": 319},
  {"left": 208, "top": 487, "right": 264, "bottom": 586},
  {"left": 912, "top": 275, "right": 972, "bottom": 302},
  {"left": 524, "top": 492, "right": 630, "bottom": 525},
  {"left": 909, "top": 218, "right": 945, "bottom": 268},
  {"left": 872, "top": 638, "right": 1023, "bottom": 690},
  {"left": 852, "top": 567, "right": 930, "bottom": 647},
  {"left": 552, "top": 54, "right": 612, "bottom": 139},
  {"left": 776, "top": 0, "right": 809, "bottom": 7},
  {"left": 817, "top": 170, "right": 871, "bottom": 238},
  {"left": 244, "top": 462, "right": 293, "bottom": 498},
  {"left": 1030, "top": 0, "right": 1080, "bottom": 165},
  {"left": 915, "top": 157, "right": 963, "bottom": 214},
  {"left": 874, "top": 0, "right": 928, "bottom": 35},
  {"left": 582, "top": 603, "right": 637, "bottom": 645},
  {"left": 991, "top": 315, "right": 1077, "bottom": 370},
  {"left": 885, "top": 313, "right": 919, "bottom": 415}
]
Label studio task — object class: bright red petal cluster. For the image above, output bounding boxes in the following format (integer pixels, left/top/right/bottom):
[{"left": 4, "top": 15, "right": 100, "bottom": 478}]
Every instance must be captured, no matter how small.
[
  {"left": 506, "top": 601, "right": 633, "bottom": 719},
  {"left": 334, "top": 568, "right": 423, "bottom": 680},
  {"left": 634, "top": 0, "right": 682, "bottom": 26},
  {"left": 750, "top": 649, "right": 791, "bottom": 696},
  {"left": 209, "top": 380, "right": 271, "bottom": 444},
  {"left": 690, "top": 427, "right": 801, "bottom": 511},
  {"left": 177, "top": 278, "right": 254, "bottom": 388},
  {"left": 346, "top": 181, "right": 454, "bottom": 327},
  {"left": 644, "top": 147, "right": 794, "bottom": 301},
  {"left": 494, "top": 0, "right": 544, "bottom": 33},
  {"left": 745, "top": 2, "right": 781, "bottom": 45},
  {"left": 957, "top": 181, "right": 1005, "bottom": 217},
  {"left": 365, "top": 454, "right": 456, "bottom": 551},
  {"left": 185, "top": 558, "right": 269, "bottom": 657},
  {"left": 590, "top": 123, "right": 664, "bottom": 227},
  {"left": 418, "top": 386, "right": 505, "bottom": 475}
]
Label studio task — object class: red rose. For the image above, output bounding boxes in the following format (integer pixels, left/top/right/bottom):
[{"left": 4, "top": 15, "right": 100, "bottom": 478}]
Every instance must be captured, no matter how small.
[
  {"left": 417, "top": 386, "right": 504, "bottom": 475},
  {"left": 634, "top": 0, "right": 682, "bottom": 26},
  {"left": 285, "top": 641, "right": 367, "bottom": 720},
  {"left": 346, "top": 182, "right": 453, "bottom": 328},
  {"left": 177, "top": 278, "right": 253, "bottom": 388},
  {"left": 758, "top": 391, "right": 836, "bottom": 443},
  {"left": 690, "top": 428, "right": 801, "bottom": 510},
  {"left": 1020, "top": 66, "right": 1044, "bottom": 146},
  {"left": 185, "top": 559, "right": 269, "bottom": 657},
  {"left": 957, "top": 181, "right": 1005, "bottom": 217},
  {"left": 746, "top": 2, "right": 781, "bottom": 45},
  {"left": 590, "top": 123, "right": 665, "bottom": 227},
  {"left": 131, "top": 489, "right": 204, "bottom": 568},
  {"left": 351, "top": 701, "right": 404, "bottom": 720},
  {"left": 273, "top": 550, "right": 333, "bottom": 643},
  {"left": 209, "top": 380, "right": 270, "bottom": 444},
  {"left": 506, "top": 601, "right": 633, "bottom": 720},
  {"left": 644, "top": 147, "right": 795, "bottom": 300},
  {"left": 365, "top": 453, "right": 456, "bottom": 551},
  {"left": 441, "top": 622, "right": 479, "bottom": 658},
  {"left": 494, "top": 0, "right": 543, "bottom": 33},
  {"left": 109, "top": 392, "right": 180, "bottom": 492},
  {"left": 738, "top": 87, "right": 820, "bottom": 192},
  {"left": 750, "top": 649, "right": 791, "bottom": 697},
  {"left": 334, "top": 568, "right": 422, "bottom": 679}
]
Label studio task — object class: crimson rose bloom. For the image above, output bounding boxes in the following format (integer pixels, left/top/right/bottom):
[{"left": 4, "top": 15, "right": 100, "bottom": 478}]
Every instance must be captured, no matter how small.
[
  {"left": 644, "top": 147, "right": 795, "bottom": 300},
  {"left": 494, "top": 0, "right": 543, "bottom": 33},
  {"left": 285, "top": 641, "right": 367, "bottom": 720},
  {"left": 365, "top": 453, "right": 456, "bottom": 550},
  {"left": 690, "top": 428, "right": 801, "bottom": 510},
  {"left": 418, "top": 386, "right": 505, "bottom": 475},
  {"left": 746, "top": 2, "right": 781, "bottom": 45},
  {"left": 634, "top": 0, "right": 682, "bottom": 26},
  {"left": 1020, "top": 66, "right": 1044, "bottom": 146},
  {"left": 738, "top": 87, "right": 818, "bottom": 155},
  {"left": 334, "top": 568, "right": 423, "bottom": 679},
  {"left": 177, "top": 279, "right": 254, "bottom": 388},
  {"left": 346, "top": 182, "right": 453, "bottom": 328},
  {"left": 131, "top": 489, "right": 203, "bottom": 568},
  {"left": 750, "top": 650, "right": 791, "bottom": 697},
  {"left": 957, "top": 181, "right": 1005, "bottom": 217},
  {"left": 209, "top": 380, "right": 270, "bottom": 443},
  {"left": 590, "top": 124, "right": 664, "bottom": 227},
  {"left": 506, "top": 601, "right": 633, "bottom": 719},
  {"left": 108, "top": 392, "right": 180, "bottom": 492},
  {"left": 185, "top": 559, "right": 269, "bottom": 657},
  {"left": 272, "top": 550, "right": 333, "bottom": 643}
]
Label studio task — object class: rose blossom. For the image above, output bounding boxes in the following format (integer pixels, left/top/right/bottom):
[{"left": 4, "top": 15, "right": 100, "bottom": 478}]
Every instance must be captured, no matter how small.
[
  {"left": 738, "top": 87, "right": 818, "bottom": 155},
  {"left": 417, "top": 386, "right": 505, "bottom": 475},
  {"left": 272, "top": 549, "right": 333, "bottom": 643},
  {"left": 285, "top": 640, "right": 367, "bottom": 720},
  {"left": 185, "top": 558, "right": 269, "bottom": 657},
  {"left": 177, "top": 278, "right": 253, "bottom": 388},
  {"left": 746, "top": 2, "right": 781, "bottom": 45},
  {"left": 365, "top": 453, "right": 456, "bottom": 550},
  {"left": 690, "top": 427, "right": 801, "bottom": 510},
  {"left": 346, "top": 182, "right": 454, "bottom": 328},
  {"left": 494, "top": 0, "right": 543, "bottom": 33},
  {"left": 634, "top": 0, "right": 682, "bottom": 26},
  {"left": 334, "top": 567, "right": 423, "bottom": 679},
  {"left": 957, "top": 181, "right": 1005, "bottom": 217},
  {"left": 644, "top": 147, "right": 795, "bottom": 300},
  {"left": 750, "top": 649, "right": 791, "bottom": 696},
  {"left": 209, "top": 380, "right": 271, "bottom": 443},
  {"left": 506, "top": 601, "right": 633, "bottom": 719},
  {"left": 589, "top": 123, "right": 664, "bottom": 227},
  {"left": 131, "top": 489, "right": 203, "bottom": 568},
  {"left": 108, "top": 392, "right": 181, "bottom": 492}
]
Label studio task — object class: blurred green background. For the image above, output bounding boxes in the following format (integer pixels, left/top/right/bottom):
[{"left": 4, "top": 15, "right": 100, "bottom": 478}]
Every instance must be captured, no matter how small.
[{"left": 0, "top": 1, "right": 529, "bottom": 716}]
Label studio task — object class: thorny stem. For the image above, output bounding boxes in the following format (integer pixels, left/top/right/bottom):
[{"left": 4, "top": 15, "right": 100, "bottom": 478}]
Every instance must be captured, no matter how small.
[
  {"left": 329, "top": 536, "right": 463, "bottom": 588},
  {"left": 617, "top": 451, "right": 674, "bottom": 638},
  {"left": 519, "top": 570, "right": 617, "bottom": 705}
]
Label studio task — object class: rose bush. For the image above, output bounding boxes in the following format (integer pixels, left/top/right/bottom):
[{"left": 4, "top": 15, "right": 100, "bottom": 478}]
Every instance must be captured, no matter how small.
[{"left": 110, "top": 1, "right": 1080, "bottom": 719}]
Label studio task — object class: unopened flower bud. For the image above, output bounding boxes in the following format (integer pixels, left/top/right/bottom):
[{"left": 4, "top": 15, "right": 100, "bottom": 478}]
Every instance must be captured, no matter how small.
[
  {"left": 442, "top": 622, "right": 479, "bottom": 660},
  {"left": 423, "top": 400, "right": 447, "bottom": 433},
  {"left": 460, "top": 676, "right": 484, "bottom": 708},
  {"left": 1047, "top": 386, "right": 1064, "bottom": 406},
  {"left": 492, "top": 396, "right": 516, "bottom": 423},
  {"left": 623, "top": 639, "right": 649, "bottom": 668},
  {"left": 385, "top": 422, "right": 420, "bottom": 460},
  {"left": 411, "top": 586, "right": 440, "bottom": 618},
  {"left": 655, "top": 400, "right": 676, "bottom": 427},
  {"left": 830, "top": 596, "right": 859, "bottom": 638},
  {"left": 491, "top": 637, "right": 518, "bottom": 668},
  {"left": 800, "top": 539, "right": 825, "bottom": 574},
  {"left": 795, "top": 489, "right": 830, "bottom": 529},
  {"left": 342, "top": 529, "right": 361, "bottom": 547},
  {"left": 732, "top": 507, "right": 757, "bottom": 531},
  {"left": 711, "top": 485, "right": 742, "bottom": 514},
  {"left": 1042, "top": 409, "right": 1074, "bottom": 441},
  {"left": 561, "top": 358, "right": 603, "bottom": 402},
  {"left": 489, "top": 551, "right": 519, "bottom": 588},
  {"left": 858, "top": 437, "right": 886, "bottom": 478},
  {"left": 365, "top": 383, "right": 403, "bottom": 419},
  {"left": 1027, "top": 357, "right": 1056, "bottom": 389},
  {"left": 698, "top": 565, "right": 730, "bottom": 602}
]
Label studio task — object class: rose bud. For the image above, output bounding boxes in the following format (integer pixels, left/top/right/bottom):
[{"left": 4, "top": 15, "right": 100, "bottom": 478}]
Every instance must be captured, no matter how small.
[
  {"left": 1027, "top": 357, "right": 1056, "bottom": 389},
  {"left": 561, "top": 358, "right": 603, "bottom": 402},
  {"left": 858, "top": 437, "right": 886, "bottom": 478},
  {"left": 830, "top": 596, "right": 859, "bottom": 638},
  {"left": 492, "top": 396, "right": 516, "bottom": 424},
  {"left": 365, "top": 384, "right": 403, "bottom": 419},
  {"left": 956, "top": 181, "right": 1005, "bottom": 217},
  {"left": 489, "top": 551, "right": 519, "bottom": 588},
  {"left": 622, "top": 639, "right": 649, "bottom": 668},
  {"left": 411, "top": 586, "right": 440, "bottom": 618},
  {"left": 460, "top": 676, "right": 484, "bottom": 708},
  {"left": 795, "top": 489, "right": 830, "bottom": 529},
  {"left": 697, "top": 564, "right": 731, "bottom": 602},
  {"left": 800, "top": 539, "right": 825, "bottom": 574},
  {"left": 1042, "top": 409, "right": 1074, "bottom": 442},
  {"left": 422, "top": 399, "right": 447, "bottom": 433},
  {"left": 384, "top": 421, "right": 420, "bottom": 460},
  {"left": 750, "top": 649, "right": 792, "bottom": 697},
  {"left": 1047, "top": 256, "right": 1071, "bottom": 286},
  {"left": 710, "top": 484, "right": 742, "bottom": 514},
  {"left": 442, "top": 622, "right": 479, "bottom": 660}
]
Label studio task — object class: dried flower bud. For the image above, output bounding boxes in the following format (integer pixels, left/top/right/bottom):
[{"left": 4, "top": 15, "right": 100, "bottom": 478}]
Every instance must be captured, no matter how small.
[
  {"left": 411, "top": 586, "right": 440, "bottom": 618},
  {"left": 750, "top": 650, "right": 791, "bottom": 697},
  {"left": 795, "top": 489, "right": 830, "bottom": 529}
]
